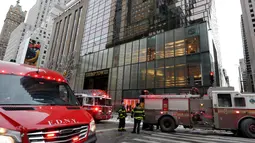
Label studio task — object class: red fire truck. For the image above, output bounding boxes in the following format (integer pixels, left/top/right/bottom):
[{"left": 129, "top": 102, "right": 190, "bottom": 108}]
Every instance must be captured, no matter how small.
[
  {"left": 140, "top": 87, "right": 255, "bottom": 138},
  {"left": 75, "top": 90, "right": 112, "bottom": 122},
  {"left": 0, "top": 61, "right": 97, "bottom": 143}
]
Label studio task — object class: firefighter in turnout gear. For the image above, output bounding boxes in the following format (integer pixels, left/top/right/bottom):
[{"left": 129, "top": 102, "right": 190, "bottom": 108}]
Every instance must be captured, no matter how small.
[
  {"left": 131, "top": 103, "right": 145, "bottom": 134},
  {"left": 117, "top": 104, "right": 127, "bottom": 131}
]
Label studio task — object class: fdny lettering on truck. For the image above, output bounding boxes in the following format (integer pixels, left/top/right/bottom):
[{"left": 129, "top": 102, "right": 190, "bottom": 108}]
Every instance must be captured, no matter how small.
[{"left": 48, "top": 119, "right": 78, "bottom": 125}]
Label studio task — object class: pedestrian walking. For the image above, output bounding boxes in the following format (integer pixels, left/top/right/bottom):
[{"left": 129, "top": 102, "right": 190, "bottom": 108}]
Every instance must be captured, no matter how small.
[
  {"left": 131, "top": 103, "right": 145, "bottom": 134},
  {"left": 117, "top": 103, "right": 127, "bottom": 131}
]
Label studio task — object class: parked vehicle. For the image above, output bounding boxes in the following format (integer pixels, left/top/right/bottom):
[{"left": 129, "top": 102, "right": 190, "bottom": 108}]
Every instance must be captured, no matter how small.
[
  {"left": 140, "top": 87, "right": 255, "bottom": 138},
  {"left": 75, "top": 90, "right": 112, "bottom": 122},
  {"left": 0, "top": 61, "right": 97, "bottom": 143}
]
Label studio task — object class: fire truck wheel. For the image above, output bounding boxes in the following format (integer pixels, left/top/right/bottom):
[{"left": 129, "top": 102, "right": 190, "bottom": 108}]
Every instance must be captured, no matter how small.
[
  {"left": 159, "top": 116, "right": 176, "bottom": 132},
  {"left": 240, "top": 118, "right": 255, "bottom": 138}
]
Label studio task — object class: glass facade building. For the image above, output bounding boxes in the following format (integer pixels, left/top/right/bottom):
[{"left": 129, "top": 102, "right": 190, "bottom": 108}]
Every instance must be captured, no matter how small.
[{"left": 74, "top": 0, "right": 223, "bottom": 108}]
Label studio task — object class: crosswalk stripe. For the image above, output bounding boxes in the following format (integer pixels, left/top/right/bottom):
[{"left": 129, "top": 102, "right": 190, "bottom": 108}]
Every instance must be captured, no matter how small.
[
  {"left": 151, "top": 133, "right": 218, "bottom": 143},
  {"left": 205, "top": 135, "right": 255, "bottom": 143},
  {"left": 155, "top": 133, "right": 244, "bottom": 143},
  {"left": 157, "top": 132, "right": 255, "bottom": 143},
  {"left": 133, "top": 138, "right": 159, "bottom": 143},
  {"left": 142, "top": 135, "right": 190, "bottom": 143}
]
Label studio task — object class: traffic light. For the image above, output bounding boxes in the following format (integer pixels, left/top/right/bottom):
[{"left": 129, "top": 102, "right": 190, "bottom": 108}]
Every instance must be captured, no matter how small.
[{"left": 210, "top": 72, "right": 214, "bottom": 85}]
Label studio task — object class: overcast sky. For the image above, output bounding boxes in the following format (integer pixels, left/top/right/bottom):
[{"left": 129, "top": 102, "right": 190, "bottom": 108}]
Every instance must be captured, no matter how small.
[{"left": 0, "top": 0, "right": 243, "bottom": 91}]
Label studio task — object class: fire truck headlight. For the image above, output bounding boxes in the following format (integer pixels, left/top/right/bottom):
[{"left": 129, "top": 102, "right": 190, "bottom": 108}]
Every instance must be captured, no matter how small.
[
  {"left": 89, "top": 119, "right": 96, "bottom": 135},
  {"left": 0, "top": 128, "right": 21, "bottom": 143}
]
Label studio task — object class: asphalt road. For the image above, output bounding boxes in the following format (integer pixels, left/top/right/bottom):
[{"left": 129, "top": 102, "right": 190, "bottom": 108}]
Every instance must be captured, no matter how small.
[{"left": 95, "top": 121, "right": 255, "bottom": 143}]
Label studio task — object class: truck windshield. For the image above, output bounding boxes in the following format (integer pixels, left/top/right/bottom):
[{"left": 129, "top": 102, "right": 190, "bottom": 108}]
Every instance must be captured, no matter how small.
[
  {"left": 95, "top": 98, "right": 112, "bottom": 106},
  {"left": 0, "top": 74, "right": 79, "bottom": 106}
]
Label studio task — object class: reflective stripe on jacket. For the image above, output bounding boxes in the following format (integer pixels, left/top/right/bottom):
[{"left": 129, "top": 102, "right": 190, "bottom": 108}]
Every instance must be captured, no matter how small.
[
  {"left": 131, "top": 106, "right": 145, "bottom": 120},
  {"left": 118, "top": 107, "right": 127, "bottom": 119}
]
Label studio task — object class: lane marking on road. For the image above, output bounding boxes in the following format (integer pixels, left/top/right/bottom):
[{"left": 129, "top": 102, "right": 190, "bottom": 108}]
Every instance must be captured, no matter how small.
[
  {"left": 133, "top": 138, "right": 159, "bottom": 143},
  {"left": 204, "top": 135, "right": 255, "bottom": 143},
  {"left": 151, "top": 134, "right": 218, "bottom": 143},
  {"left": 96, "top": 127, "right": 133, "bottom": 133},
  {"left": 142, "top": 136, "right": 190, "bottom": 143},
  {"left": 157, "top": 132, "right": 254, "bottom": 143}
]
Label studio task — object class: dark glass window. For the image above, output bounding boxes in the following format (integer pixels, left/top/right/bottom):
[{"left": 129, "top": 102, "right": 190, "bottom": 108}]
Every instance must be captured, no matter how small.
[
  {"left": 125, "top": 42, "right": 132, "bottom": 65},
  {"left": 218, "top": 94, "right": 232, "bottom": 107},
  {"left": 175, "top": 64, "right": 186, "bottom": 87},
  {"left": 156, "top": 33, "right": 165, "bottom": 59},
  {"left": 132, "top": 40, "right": 139, "bottom": 64},
  {"left": 138, "top": 63, "right": 146, "bottom": 89},
  {"left": 165, "top": 30, "right": 174, "bottom": 58},
  {"left": 146, "top": 61, "right": 155, "bottom": 88},
  {"left": 155, "top": 59, "right": 165, "bottom": 88},
  {"left": 187, "top": 63, "right": 202, "bottom": 86},
  {"left": 130, "top": 64, "right": 138, "bottom": 89},
  {"left": 107, "top": 48, "right": 113, "bottom": 68},
  {"left": 117, "top": 66, "right": 124, "bottom": 89},
  {"left": 97, "top": 50, "right": 103, "bottom": 70},
  {"left": 93, "top": 52, "right": 98, "bottom": 70},
  {"left": 165, "top": 59, "right": 175, "bottom": 87},
  {"left": 234, "top": 97, "right": 246, "bottom": 107},
  {"left": 139, "top": 38, "right": 147, "bottom": 62},
  {"left": 175, "top": 40, "right": 185, "bottom": 56},
  {"left": 110, "top": 68, "right": 117, "bottom": 90},
  {"left": 102, "top": 49, "right": 108, "bottom": 69},
  {"left": 113, "top": 46, "right": 120, "bottom": 67},
  {"left": 0, "top": 75, "right": 79, "bottom": 106},
  {"left": 123, "top": 65, "right": 131, "bottom": 89},
  {"left": 119, "top": 45, "right": 125, "bottom": 66},
  {"left": 147, "top": 36, "right": 156, "bottom": 61},
  {"left": 186, "top": 36, "right": 200, "bottom": 54}
]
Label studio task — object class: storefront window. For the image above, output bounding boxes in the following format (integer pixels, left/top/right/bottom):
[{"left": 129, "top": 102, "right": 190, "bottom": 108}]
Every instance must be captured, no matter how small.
[
  {"left": 175, "top": 40, "right": 185, "bottom": 57},
  {"left": 139, "top": 38, "right": 147, "bottom": 62},
  {"left": 186, "top": 36, "right": 200, "bottom": 54},
  {"left": 132, "top": 40, "right": 139, "bottom": 64},
  {"left": 138, "top": 63, "right": 146, "bottom": 89},
  {"left": 125, "top": 42, "right": 132, "bottom": 65},
  {"left": 123, "top": 65, "right": 131, "bottom": 89},
  {"left": 119, "top": 45, "right": 125, "bottom": 66},
  {"left": 130, "top": 64, "right": 138, "bottom": 89},
  {"left": 107, "top": 48, "right": 113, "bottom": 68},
  {"left": 146, "top": 61, "right": 155, "bottom": 88},
  {"left": 175, "top": 64, "right": 186, "bottom": 87},
  {"left": 156, "top": 33, "right": 164, "bottom": 59},
  {"left": 147, "top": 36, "right": 156, "bottom": 61},
  {"left": 187, "top": 64, "right": 202, "bottom": 86}
]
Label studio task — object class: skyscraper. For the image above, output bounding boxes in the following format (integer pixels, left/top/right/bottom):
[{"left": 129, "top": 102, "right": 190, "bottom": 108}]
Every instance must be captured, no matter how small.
[
  {"left": 240, "top": 0, "right": 255, "bottom": 92},
  {"left": 0, "top": 0, "right": 26, "bottom": 60},
  {"left": 72, "top": 0, "right": 223, "bottom": 108}
]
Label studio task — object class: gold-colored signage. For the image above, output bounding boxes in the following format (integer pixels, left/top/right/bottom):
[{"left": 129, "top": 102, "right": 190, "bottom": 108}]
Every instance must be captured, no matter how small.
[{"left": 85, "top": 70, "right": 109, "bottom": 77}]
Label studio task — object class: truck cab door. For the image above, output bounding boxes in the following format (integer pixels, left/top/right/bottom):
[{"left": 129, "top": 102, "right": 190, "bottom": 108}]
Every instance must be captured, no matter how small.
[{"left": 213, "top": 93, "right": 234, "bottom": 129}]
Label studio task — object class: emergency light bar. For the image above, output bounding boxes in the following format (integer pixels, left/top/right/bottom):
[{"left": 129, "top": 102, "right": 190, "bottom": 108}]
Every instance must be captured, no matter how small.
[{"left": 0, "top": 69, "right": 66, "bottom": 82}]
